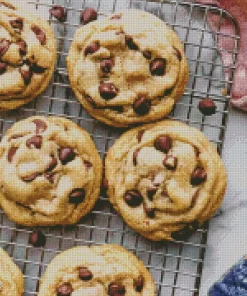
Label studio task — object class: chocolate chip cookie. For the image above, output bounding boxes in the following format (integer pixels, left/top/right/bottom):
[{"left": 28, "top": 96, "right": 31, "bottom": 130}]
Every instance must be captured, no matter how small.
[
  {"left": 0, "top": 248, "right": 24, "bottom": 296},
  {"left": 105, "top": 120, "right": 227, "bottom": 241},
  {"left": 0, "top": 116, "right": 102, "bottom": 226},
  {"left": 67, "top": 9, "right": 189, "bottom": 127},
  {"left": 0, "top": 1, "right": 56, "bottom": 110},
  {"left": 38, "top": 244, "right": 156, "bottom": 296}
]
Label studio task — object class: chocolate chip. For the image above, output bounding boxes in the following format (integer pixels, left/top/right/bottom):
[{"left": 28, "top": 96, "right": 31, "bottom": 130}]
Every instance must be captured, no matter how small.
[
  {"left": 191, "top": 167, "right": 207, "bottom": 186},
  {"left": 134, "top": 276, "right": 144, "bottom": 292},
  {"left": 85, "top": 95, "right": 97, "bottom": 108},
  {"left": 69, "top": 188, "right": 86, "bottom": 204},
  {"left": 173, "top": 46, "right": 182, "bottom": 61},
  {"left": 124, "top": 190, "right": 143, "bottom": 207},
  {"left": 133, "top": 148, "right": 140, "bottom": 166},
  {"left": 50, "top": 5, "right": 67, "bottom": 22},
  {"left": 137, "top": 129, "right": 145, "bottom": 143},
  {"left": 59, "top": 148, "right": 75, "bottom": 165},
  {"left": 84, "top": 41, "right": 100, "bottom": 56},
  {"left": 125, "top": 35, "right": 138, "bottom": 50},
  {"left": 150, "top": 58, "right": 166, "bottom": 76},
  {"left": 7, "top": 147, "right": 17, "bottom": 162},
  {"left": 100, "top": 58, "right": 114, "bottom": 73},
  {"left": 108, "top": 283, "right": 126, "bottom": 296},
  {"left": 33, "top": 119, "right": 47, "bottom": 134},
  {"left": 22, "top": 173, "right": 39, "bottom": 182},
  {"left": 99, "top": 82, "right": 118, "bottom": 100},
  {"left": 17, "top": 40, "right": 27, "bottom": 55},
  {"left": 110, "top": 14, "right": 121, "bottom": 20},
  {"left": 19, "top": 64, "right": 32, "bottom": 85},
  {"left": 80, "top": 7, "right": 97, "bottom": 25},
  {"left": 26, "top": 135, "right": 42, "bottom": 149},
  {"left": 10, "top": 18, "right": 23, "bottom": 30},
  {"left": 0, "top": 39, "right": 10, "bottom": 57},
  {"left": 46, "top": 158, "right": 57, "bottom": 172},
  {"left": 84, "top": 160, "right": 92, "bottom": 169},
  {"left": 144, "top": 205, "right": 155, "bottom": 218},
  {"left": 171, "top": 221, "right": 199, "bottom": 241},
  {"left": 163, "top": 155, "right": 177, "bottom": 170},
  {"left": 0, "top": 62, "right": 7, "bottom": 74},
  {"left": 32, "top": 63, "right": 46, "bottom": 73},
  {"left": 56, "top": 283, "right": 73, "bottom": 296},
  {"left": 29, "top": 230, "right": 46, "bottom": 247},
  {"left": 154, "top": 135, "right": 172, "bottom": 153},
  {"left": 133, "top": 97, "right": 151, "bottom": 115},
  {"left": 143, "top": 50, "right": 152, "bottom": 60},
  {"left": 78, "top": 267, "right": 93, "bottom": 281},
  {"left": 45, "top": 172, "right": 56, "bottom": 184},
  {"left": 164, "top": 88, "right": 173, "bottom": 96},
  {"left": 32, "top": 25, "right": 46, "bottom": 45},
  {"left": 198, "top": 98, "right": 217, "bottom": 116},
  {"left": 147, "top": 188, "right": 156, "bottom": 201}
]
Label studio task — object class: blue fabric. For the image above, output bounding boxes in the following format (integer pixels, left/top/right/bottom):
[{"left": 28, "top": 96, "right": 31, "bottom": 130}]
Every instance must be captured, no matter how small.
[{"left": 209, "top": 258, "right": 247, "bottom": 296}]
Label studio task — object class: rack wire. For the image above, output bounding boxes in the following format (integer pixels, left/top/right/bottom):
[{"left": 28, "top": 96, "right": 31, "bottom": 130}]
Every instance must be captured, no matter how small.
[{"left": 0, "top": 0, "right": 239, "bottom": 295}]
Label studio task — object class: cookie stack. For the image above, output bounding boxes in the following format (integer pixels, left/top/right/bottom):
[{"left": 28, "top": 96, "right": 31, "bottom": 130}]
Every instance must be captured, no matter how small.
[{"left": 0, "top": 2, "right": 227, "bottom": 295}]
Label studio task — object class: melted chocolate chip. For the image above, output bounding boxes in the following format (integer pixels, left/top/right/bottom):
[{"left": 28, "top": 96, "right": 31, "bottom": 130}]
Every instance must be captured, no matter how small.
[
  {"left": 80, "top": 7, "right": 98, "bottom": 25},
  {"left": 143, "top": 50, "right": 152, "bottom": 60},
  {"left": 137, "top": 129, "right": 145, "bottom": 143},
  {"left": 144, "top": 205, "right": 155, "bottom": 218},
  {"left": 125, "top": 35, "right": 138, "bottom": 50},
  {"left": 134, "top": 276, "right": 144, "bottom": 292},
  {"left": 26, "top": 135, "right": 42, "bottom": 149},
  {"left": 19, "top": 64, "right": 32, "bottom": 85},
  {"left": 84, "top": 41, "right": 100, "bottom": 56},
  {"left": 163, "top": 155, "right": 177, "bottom": 170},
  {"left": 10, "top": 18, "right": 23, "bottom": 30},
  {"left": 7, "top": 147, "right": 17, "bottom": 162},
  {"left": 69, "top": 188, "right": 86, "bottom": 204},
  {"left": 198, "top": 98, "right": 217, "bottom": 116},
  {"left": 0, "top": 39, "right": 10, "bottom": 57},
  {"left": 78, "top": 267, "right": 93, "bottom": 281},
  {"left": 108, "top": 283, "right": 126, "bottom": 296},
  {"left": 133, "top": 97, "right": 151, "bottom": 115},
  {"left": 85, "top": 95, "right": 97, "bottom": 108},
  {"left": 50, "top": 5, "right": 67, "bottom": 22},
  {"left": 59, "top": 148, "right": 76, "bottom": 165},
  {"left": 33, "top": 119, "right": 47, "bottom": 134},
  {"left": 100, "top": 58, "right": 114, "bottom": 73},
  {"left": 32, "top": 63, "right": 46, "bottom": 73},
  {"left": 173, "top": 46, "right": 182, "bottom": 61},
  {"left": 191, "top": 167, "right": 207, "bottom": 186},
  {"left": 124, "top": 190, "right": 143, "bottom": 207},
  {"left": 133, "top": 148, "right": 140, "bottom": 166},
  {"left": 99, "top": 82, "right": 118, "bottom": 100},
  {"left": 32, "top": 25, "right": 46, "bottom": 45},
  {"left": 56, "top": 283, "right": 73, "bottom": 296},
  {"left": 150, "top": 58, "right": 166, "bottom": 76},
  {"left": 17, "top": 40, "right": 27, "bottom": 55},
  {"left": 22, "top": 173, "right": 39, "bottom": 182},
  {"left": 171, "top": 221, "right": 199, "bottom": 241},
  {"left": 147, "top": 188, "right": 156, "bottom": 201},
  {"left": 45, "top": 172, "right": 56, "bottom": 184},
  {"left": 154, "top": 135, "right": 172, "bottom": 153},
  {"left": 29, "top": 230, "right": 46, "bottom": 247},
  {"left": 0, "top": 62, "right": 7, "bottom": 74},
  {"left": 46, "top": 158, "right": 58, "bottom": 172},
  {"left": 84, "top": 160, "right": 92, "bottom": 169}
]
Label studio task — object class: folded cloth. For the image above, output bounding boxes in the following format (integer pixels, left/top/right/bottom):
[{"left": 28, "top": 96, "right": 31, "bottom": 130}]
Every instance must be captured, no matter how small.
[{"left": 209, "top": 257, "right": 247, "bottom": 295}]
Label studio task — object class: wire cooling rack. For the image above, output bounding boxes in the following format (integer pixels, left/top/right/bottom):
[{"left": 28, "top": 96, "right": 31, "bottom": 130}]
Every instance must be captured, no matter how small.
[{"left": 0, "top": 0, "right": 239, "bottom": 295}]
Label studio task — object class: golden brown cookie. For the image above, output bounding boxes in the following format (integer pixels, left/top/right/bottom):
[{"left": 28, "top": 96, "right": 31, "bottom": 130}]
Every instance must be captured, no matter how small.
[
  {"left": 38, "top": 244, "right": 156, "bottom": 296},
  {"left": 0, "top": 248, "right": 24, "bottom": 296},
  {"left": 67, "top": 9, "right": 189, "bottom": 127},
  {"left": 105, "top": 120, "right": 227, "bottom": 241},
  {"left": 0, "top": 116, "right": 102, "bottom": 226},
  {"left": 0, "top": 0, "right": 56, "bottom": 110}
]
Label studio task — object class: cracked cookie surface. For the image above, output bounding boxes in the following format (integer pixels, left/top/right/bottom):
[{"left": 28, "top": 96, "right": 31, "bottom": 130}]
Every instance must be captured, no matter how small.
[
  {"left": 38, "top": 244, "right": 156, "bottom": 296},
  {"left": 67, "top": 9, "right": 189, "bottom": 127},
  {"left": 105, "top": 120, "right": 227, "bottom": 241},
  {"left": 0, "top": 0, "right": 56, "bottom": 110},
  {"left": 0, "top": 116, "right": 102, "bottom": 226},
  {"left": 0, "top": 248, "right": 24, "bottom": 296}
]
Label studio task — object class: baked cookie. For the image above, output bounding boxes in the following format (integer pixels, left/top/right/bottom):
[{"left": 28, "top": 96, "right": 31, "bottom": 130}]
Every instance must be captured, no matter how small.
[
  {"left": 38, "top": 244, "right": 156, "bottom": 296},
  {"left": 67, "top": 9, "right": 189, "bottom": 127},
  {"left": 105, "top": 120, "right": 227, "bottom": 241},
  {"left": 0, "top": 116, "right": 102, "bottom": 226},
  {"left": 0, "top": 0, "right": 56, "bottom": 110},
  {"left": 0, "top": 248, "right": 24, "bottom": 296}
]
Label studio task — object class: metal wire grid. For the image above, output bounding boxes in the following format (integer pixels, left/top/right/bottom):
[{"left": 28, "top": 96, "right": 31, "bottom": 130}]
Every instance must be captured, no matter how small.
[{"left": 0, "top": 0, "right": 239, "bottom": 295}]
